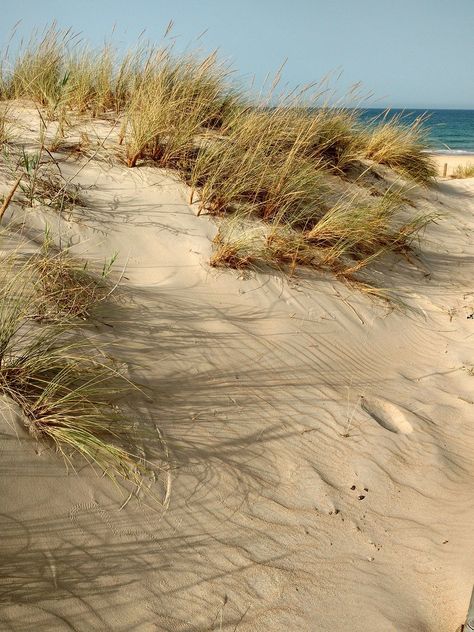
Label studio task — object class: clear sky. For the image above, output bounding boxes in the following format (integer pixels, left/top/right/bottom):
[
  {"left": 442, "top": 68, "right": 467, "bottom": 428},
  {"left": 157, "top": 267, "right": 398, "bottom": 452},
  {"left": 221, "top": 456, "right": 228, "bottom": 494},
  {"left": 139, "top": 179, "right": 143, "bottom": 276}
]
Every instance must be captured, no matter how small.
[{"left": 1, "top": 0, "right": 473, "bottom": 109}]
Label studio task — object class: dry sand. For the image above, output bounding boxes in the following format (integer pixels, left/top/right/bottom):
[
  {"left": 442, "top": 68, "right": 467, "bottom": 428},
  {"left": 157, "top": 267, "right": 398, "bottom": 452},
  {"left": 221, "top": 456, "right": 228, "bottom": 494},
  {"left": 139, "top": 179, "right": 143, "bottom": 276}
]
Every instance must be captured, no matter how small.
[
  {"left": 431, "top": 153, "right": 474, "bottom": 177},
  {"left": 1, "top": 107, "right": 474, "bottom": 631}
]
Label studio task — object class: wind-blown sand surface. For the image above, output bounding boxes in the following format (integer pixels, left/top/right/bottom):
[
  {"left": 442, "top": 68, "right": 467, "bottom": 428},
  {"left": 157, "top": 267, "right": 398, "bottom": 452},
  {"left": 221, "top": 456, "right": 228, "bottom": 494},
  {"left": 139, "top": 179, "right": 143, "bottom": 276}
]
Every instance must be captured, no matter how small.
[{"left": 1, "top": 108, "right": 474, "bottom": 631}]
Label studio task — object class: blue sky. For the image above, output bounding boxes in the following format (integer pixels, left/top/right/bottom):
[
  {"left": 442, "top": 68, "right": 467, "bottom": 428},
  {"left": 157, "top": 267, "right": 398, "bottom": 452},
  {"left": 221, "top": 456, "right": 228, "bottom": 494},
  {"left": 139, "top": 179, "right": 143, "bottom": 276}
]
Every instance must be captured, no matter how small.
[{"left": 1, "top": 0, "right": 473, "bottom": 108}]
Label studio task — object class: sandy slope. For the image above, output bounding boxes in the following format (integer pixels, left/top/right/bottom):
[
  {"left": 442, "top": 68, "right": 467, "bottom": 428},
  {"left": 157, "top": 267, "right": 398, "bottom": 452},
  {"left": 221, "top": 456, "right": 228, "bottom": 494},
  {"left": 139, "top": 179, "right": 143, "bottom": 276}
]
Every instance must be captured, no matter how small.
[{"left": 1, "top": 111, "right": 474, "bottom": 632}]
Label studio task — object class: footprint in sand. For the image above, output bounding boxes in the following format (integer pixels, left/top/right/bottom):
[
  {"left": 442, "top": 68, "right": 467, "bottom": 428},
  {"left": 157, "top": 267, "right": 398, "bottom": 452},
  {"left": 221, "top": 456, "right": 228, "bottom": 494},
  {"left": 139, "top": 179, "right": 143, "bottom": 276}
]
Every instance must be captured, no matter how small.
[{"left": 361, "top": 396, "right": 413, "bottom": 434}]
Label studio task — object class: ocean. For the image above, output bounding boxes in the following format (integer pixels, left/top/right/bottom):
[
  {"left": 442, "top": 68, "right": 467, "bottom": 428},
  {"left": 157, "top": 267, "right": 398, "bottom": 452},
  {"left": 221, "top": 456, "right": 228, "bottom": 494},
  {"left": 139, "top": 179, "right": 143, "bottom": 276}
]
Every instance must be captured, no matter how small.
[{"left": 356, "top": 109, "right": 474, "bottom": 154}]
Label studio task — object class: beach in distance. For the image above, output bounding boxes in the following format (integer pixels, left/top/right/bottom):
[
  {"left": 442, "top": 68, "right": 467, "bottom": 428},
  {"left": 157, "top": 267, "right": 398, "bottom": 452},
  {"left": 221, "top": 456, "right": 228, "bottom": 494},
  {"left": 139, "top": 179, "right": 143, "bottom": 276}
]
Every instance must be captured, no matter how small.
[{"left": 431, "top": 152, "right": 474, "bottom": 175}]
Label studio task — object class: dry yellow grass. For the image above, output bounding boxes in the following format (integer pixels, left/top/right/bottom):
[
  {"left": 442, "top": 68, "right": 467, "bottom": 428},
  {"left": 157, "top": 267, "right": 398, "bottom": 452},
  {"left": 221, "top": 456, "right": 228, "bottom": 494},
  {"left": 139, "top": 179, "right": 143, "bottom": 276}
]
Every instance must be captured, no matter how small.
[
  {"left": 122, "top": 50, "right": 236, "bottom": 168},
  {"left": 452, "top": 163, "right": 474, "bottom": 179},
  {"left": 0, "top": 253, "right": 143, "bottom": 486},
  {"left": 362, "top": 113, "right": 437, "bottom": 184},
  {"left": 209, "top": 189, "right": 434, "bottom": 279},
  {"left": 31, "top": 248, "right": 116, "bottom": 322},
  {"left": 0, "top": 24, "right": 437, "bottom": 285}
]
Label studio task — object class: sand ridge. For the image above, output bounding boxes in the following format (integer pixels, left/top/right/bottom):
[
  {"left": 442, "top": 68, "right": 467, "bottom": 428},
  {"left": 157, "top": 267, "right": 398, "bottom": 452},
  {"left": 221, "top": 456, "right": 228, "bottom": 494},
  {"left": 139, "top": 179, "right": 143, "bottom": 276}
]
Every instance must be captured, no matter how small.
[{"left": 0, "top": 109, "right": 473, "bottom": 631}]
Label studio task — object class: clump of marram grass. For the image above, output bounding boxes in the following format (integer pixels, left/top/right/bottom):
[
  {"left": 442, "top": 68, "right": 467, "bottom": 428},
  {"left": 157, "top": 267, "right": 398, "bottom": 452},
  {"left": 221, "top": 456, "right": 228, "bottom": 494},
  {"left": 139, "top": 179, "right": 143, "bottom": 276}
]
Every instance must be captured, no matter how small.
[
  {"left": 62, "top": 45, "right": 131, "bottom": 116},
  {"left": 208, "top": 218, "right": 322, "bottom": 272},
  {"left": 210, "top": 190, "right": 434, "bottom": 278},
  {"left": 3, "top": 27, "right": 131, "bottom": 118},
  {"left": 2, "top": 26, "right": 142, "bottom": 117},
  {"left": 305, "top": 108, "right": 366, "bottom": 171},
  {"left": 210, "top": 220, "right": 344, "bottom": 272},
  {"left": 362, "top": 113, "right": 437, "bottom": 184},
  {"left": 305, "top": 192, "right": 402, "bottom": 250},
  {"left": 210, "top": 220, "right": 266, "bottom": 269},
  {"left": 304, "top": 192, "right": 434, "bottom": 275},
  {"left": 6, "top": 26, "right": 69, "bottom": 109},
  {"left": 31, "top": 246, "right": 117, "bottom": 322},
  {"left": 195, "top": 149, "right": 327, "bottom": 225},
  {"left": 224, "top": 105, "right": 365, "bottom": 172},
  {"left": 193, "top": 101, "right": 435, "bottom": 280},
  {"left": 190, "top": 107, "right": 329, "bottom": 222},
  {"left": 451, "top": 163, "right": 474, "bottom": 179},
  {"left": 121, "top": 49, "right": 237, "bottom": 168},
  {"left": 0, "top": 257, "right": 143, "bottom": 485}
]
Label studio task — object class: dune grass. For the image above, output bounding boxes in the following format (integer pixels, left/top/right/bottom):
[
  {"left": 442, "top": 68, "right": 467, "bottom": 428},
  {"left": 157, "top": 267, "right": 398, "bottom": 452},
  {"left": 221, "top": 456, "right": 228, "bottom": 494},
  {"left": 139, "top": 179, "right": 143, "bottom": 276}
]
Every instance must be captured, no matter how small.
[
  {"left": 121, "top": 50, "right": 237, "bottom": 168},
  {"left": 3, "top": 26, "right": 136, "bottom": 118},
  {"left": 0, "top": 104, "right": 14, "bottom": 145},
  {"left": 62, "top": 45, "right": 135, "bottom": 116},
  {"left": 210, "top": 190, "right": 433, "bottom": 277},
  {"left": 1, "top": 142, "right": 85, "bottom": 212},
  {"left": 362, "top": 113, "right": 437, "bottom": 184},
  {"left": 193, "top": 103, "right": 434, "bottom": 277},
  {"left": 0, "top": 25, "right": 436, "bottom": 182},
  {"left": 0, "top": 24, "right": 437, "bottom": 281},
  {"left": 224, "top": 106, "right": 365, "bottom": 172},
  {"left": 213, "top": 222, "right": 325, "bottom": 271},
  {"left": 0, "top": 255, "right": 143, "bottom": 484},
  {"left": 6, "top": 26, "right": 67, "bottom": 108},
  {"left": 452, "top": 163, "right": 474, "bottom": 179},
  {"left": 190, "top": 106, "right": 329, "bottom": 222},
  {"left": 31, "top": 245, "right": 117, "bottom": 322},
  {"left": 0, "top": 25, "right": 435, "bottom": 178},
  {"left": 192, "top": 144, "right": 328, "bottom": 224}
]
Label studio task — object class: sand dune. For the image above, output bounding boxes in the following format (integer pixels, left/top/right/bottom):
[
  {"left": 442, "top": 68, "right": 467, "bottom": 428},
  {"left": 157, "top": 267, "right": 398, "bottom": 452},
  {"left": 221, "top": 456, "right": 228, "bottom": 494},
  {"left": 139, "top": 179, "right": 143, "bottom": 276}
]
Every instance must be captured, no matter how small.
[{"left": 1, "top": 108, "right": 474, "bottom": 632}]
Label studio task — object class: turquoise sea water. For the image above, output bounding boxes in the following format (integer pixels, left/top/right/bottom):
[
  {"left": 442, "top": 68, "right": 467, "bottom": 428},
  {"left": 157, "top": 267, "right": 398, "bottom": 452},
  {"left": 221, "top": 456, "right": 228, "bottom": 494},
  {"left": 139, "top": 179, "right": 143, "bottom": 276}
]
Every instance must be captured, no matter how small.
[{"left": 357, "top": 109, "right": 474, "bottom": 154}]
